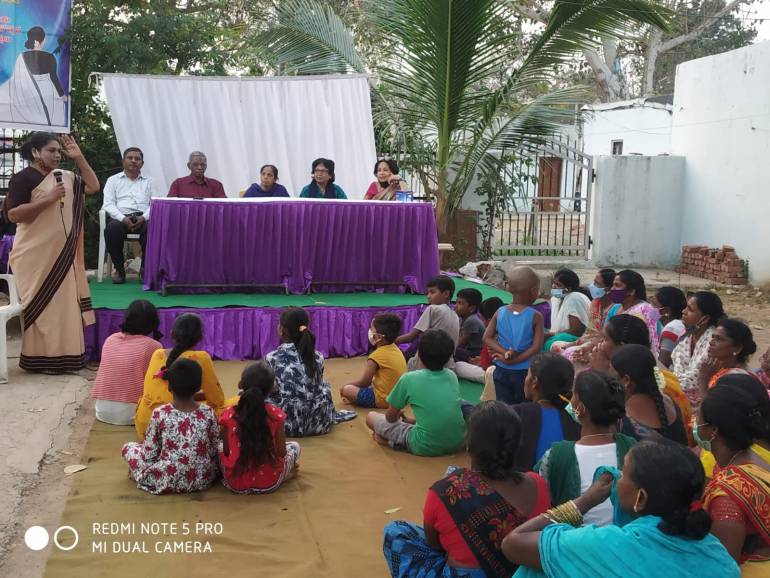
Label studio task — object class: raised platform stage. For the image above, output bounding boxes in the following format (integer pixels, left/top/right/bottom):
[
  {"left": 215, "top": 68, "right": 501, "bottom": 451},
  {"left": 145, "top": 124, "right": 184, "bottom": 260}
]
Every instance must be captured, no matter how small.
[{"left": 85, "top": 278, "right": 511, "bottom": 362}]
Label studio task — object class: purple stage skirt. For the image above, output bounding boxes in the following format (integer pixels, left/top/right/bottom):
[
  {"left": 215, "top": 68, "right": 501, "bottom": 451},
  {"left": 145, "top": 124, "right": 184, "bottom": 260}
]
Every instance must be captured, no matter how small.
[
  {"left": 85, "top": 305, "right": 423, "bottom": 361},
  {"left": 142, "top": 199, "right": 440, "bottom": 294}
]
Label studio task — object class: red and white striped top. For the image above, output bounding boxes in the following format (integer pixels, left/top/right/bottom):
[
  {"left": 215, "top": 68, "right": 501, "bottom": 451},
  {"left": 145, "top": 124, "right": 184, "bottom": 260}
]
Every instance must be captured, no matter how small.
[{"left": 92, "top": 333, "right": 163, "bottom": 404}]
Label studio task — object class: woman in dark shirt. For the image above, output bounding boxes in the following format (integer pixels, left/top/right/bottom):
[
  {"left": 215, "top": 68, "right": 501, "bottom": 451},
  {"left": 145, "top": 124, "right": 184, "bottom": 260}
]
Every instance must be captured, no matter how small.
[{"left": 243, "top": 164, "right": 290, "bottom": 198}]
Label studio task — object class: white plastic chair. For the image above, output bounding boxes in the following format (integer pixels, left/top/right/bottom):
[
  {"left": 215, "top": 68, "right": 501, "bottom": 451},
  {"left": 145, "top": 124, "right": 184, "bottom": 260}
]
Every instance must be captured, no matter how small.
[
  {"left": 97, "top": 209, "right": 142, "bottom": 282},
  {"left": 0, "top": 273, "right": 23, "bottom": 383}
]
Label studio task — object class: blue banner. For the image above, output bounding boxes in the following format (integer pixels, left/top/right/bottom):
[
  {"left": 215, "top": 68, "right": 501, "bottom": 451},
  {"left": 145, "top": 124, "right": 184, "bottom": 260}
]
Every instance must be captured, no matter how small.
[{"left": 0, "top": 0, "right": 71, "bottom": 132}]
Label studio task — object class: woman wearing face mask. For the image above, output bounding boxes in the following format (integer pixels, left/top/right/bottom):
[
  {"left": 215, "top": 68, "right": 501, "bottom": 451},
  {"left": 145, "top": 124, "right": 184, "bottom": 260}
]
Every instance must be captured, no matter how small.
[
  {"left": 671, "top": 291, "right": 725, "bottom": 405},
  {"left": 544, "top": 268, "right": 591, "bottom": 352},
  {"left": 535, "top": 370, "right": 636, "bottom": 527},
  {"left": 698, "top": 376, "right": 770, "bottom": 575},
  {"left": 503, "top": 442, "right": 739, "bottom": 578},
  {"left": 697, "top": 318, "right": 757, "bottom": 399},
  {"left": 650, "top": 286, "right": 688, "bottom": 369},
  {"left": 605, "top": 270, "right": 660, "bottom": 354},
  {"left": 558, "top": 268, "right": 616, "bottom": 361}
]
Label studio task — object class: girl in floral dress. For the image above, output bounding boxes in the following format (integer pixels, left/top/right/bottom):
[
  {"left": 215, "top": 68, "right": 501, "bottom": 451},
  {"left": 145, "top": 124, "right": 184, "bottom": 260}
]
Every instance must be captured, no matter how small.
[
  {"left": 122, "top": 358, "right": 220, "bottom": 495},
  {"left": 266, "top": 307, "right": 355, "bottom": 436}
]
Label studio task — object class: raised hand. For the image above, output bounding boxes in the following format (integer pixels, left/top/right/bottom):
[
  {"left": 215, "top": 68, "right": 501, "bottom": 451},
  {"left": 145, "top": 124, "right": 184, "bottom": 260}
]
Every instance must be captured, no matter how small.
[{"left": 60, "top": 134, "right": 83, "bottom": 160}]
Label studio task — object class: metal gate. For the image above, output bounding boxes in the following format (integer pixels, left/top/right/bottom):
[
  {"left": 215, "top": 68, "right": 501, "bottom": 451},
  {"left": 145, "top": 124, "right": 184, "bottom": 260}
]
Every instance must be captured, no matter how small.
[{"left": 488, "top": 134, "right": 592, "bottom": 258}]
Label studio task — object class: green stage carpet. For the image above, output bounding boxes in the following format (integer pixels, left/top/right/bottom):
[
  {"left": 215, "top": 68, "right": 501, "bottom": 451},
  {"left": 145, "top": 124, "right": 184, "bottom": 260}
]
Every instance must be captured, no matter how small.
[{"left": 89, "top": 277, "right": 511, "bottom": 310}]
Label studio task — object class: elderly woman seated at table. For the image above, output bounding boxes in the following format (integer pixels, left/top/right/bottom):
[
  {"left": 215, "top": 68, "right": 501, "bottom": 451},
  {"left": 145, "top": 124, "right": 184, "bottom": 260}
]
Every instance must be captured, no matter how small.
[
  {"left": 243, "top": 164, "right": 290, "bottom": 198},
  {"left": 365, "top": 158, "right": 408, "bottom": 201},
  {"left": 299, "top": 158, "right": 347, "bottom": 199}
]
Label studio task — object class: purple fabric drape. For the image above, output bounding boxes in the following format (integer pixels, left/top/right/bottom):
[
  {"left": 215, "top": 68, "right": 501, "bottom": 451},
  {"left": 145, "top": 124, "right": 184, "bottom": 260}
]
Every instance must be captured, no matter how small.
[
  {"left": 142, "top": 199, "right": 440, "bottom": 294},
  {"left": 0, "top": 235, "right": 14, "bottom": 272},
  {"left": 85, "top": 305, "right": 424, "bottom": 361}
]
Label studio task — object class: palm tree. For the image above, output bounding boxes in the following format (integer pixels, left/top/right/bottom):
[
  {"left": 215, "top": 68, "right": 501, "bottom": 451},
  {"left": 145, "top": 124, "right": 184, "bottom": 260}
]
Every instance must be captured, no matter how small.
[{"left": 260, "top": 0, "right": 670, "bottom": 234}]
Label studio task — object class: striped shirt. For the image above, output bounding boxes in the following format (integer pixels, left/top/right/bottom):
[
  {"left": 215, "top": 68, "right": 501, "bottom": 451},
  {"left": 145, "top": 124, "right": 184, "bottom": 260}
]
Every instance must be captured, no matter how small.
[{"left": 92, "top": 333, "right": 163, "bottom": 404}]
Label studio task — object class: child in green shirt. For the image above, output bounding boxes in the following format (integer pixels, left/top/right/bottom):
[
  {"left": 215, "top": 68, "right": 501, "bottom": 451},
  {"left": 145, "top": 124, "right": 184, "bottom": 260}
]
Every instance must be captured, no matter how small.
[{"left": 365, "top": 329, "right": 466, "bottom": 456}]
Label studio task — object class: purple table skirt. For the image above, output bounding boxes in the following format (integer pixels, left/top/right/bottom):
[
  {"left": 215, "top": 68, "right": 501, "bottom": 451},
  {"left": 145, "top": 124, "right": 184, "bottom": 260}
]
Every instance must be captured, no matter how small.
[
  {"left": 85, "top": 305, "right": 423, "bottom": 361},
  {"left": 143, "top": 199, "right": 440, "bottom": 294},
  {"left": 0, "top": 235, "right": 13, "bottom": 272}
]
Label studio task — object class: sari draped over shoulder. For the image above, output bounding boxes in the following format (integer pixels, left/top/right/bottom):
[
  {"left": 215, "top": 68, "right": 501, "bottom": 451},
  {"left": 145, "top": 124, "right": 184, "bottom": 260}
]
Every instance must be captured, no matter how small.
[
  {"left": 704, "top": 463, "right": 770, "bottom": 570},
  {"left": 513, "top": 516, "right": 740, "bottom": 578},
  {"left": 383, "top": 468, "right": 533, "bottom": 578},
  {"left": 9, "top": 170, "right": 94, "bottom": 373}
]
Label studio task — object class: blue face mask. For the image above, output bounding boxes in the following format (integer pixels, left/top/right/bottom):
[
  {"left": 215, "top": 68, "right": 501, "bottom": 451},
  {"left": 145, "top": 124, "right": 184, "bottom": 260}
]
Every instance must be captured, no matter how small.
[
  {"left": 565, "top": 401, "right": 581, "bottom": 424},
  {"left": 588, "top": 283, "right": 605, "bottom": 300},
  {"left": 692, "top": 422, "right": 713, "bottom": 452},
  {"left": 550, "top": 288, "right": 565, "bottom": 299}
]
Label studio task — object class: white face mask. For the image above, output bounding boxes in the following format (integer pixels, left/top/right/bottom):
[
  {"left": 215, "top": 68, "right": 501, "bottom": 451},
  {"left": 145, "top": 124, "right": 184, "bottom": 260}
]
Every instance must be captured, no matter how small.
[{"left": 368, "top": 328, "right": 377, "bottom": 346}]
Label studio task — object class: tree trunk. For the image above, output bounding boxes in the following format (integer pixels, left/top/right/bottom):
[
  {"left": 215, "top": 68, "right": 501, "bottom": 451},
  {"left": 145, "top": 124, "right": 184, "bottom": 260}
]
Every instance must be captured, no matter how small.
[
  {"left": 643, "top": 29, "right": 663, "bottom": 97},
  {"left": 583, "top": 43, "right": 627, "bottom": 102}
]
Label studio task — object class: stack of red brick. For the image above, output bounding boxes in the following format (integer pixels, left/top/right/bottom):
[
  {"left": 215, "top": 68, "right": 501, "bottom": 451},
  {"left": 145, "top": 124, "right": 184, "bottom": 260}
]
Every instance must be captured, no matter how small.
[{"left": 674, "top": 245, "right": 748, "bottom": 285}]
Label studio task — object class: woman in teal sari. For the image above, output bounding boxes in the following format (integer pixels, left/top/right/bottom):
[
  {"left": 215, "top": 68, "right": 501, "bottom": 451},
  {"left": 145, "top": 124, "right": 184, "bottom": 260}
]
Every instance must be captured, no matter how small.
[{"left": 502, "top": 442, "right": 739, "bottom": 578}]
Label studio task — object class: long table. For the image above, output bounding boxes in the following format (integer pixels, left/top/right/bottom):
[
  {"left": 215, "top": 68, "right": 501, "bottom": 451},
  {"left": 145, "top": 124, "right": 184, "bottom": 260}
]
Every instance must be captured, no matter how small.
[{"left": 142, "top": 198, "right": 440, "bottom": 294}]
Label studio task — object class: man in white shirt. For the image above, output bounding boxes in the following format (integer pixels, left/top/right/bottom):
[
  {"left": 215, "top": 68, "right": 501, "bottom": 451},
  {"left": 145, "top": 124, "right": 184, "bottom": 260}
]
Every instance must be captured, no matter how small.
[{"left": 101, "top": 147, "right": 157, "bottom": 283}]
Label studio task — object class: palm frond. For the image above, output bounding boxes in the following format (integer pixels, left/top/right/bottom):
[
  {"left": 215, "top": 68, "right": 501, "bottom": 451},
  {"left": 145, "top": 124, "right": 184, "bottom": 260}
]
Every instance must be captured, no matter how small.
[{"left": 259, "top": 0, "right": 364, "bottom": 74}]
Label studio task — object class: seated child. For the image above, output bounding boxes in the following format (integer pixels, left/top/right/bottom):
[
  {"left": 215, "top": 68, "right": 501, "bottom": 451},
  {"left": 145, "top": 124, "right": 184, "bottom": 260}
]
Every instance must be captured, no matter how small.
[
  {"left": 92, "top": 299, "right": 162, "bottom": 425},
  {"left": 533, "top": 272, "right": 553, "bottom": 330},
  {"left": 219, "top": 361, "right": 300, "bottom": 494},
  {"left": 454, "top": 287, "right": 485, "bottom": 362},
  {"left": 483, "top": 266, "right": 544, "bottom": 404},
  {"left": 456, "top": 296, "right": 503, "bottom": 385},
  {"left": 135, "top": 312, "right": 226, "bottom": 441},
  {"left": 340, "top": 313, "right": 406, "bottom": 407},
  {"left": 266, "top": 307, "right": 356, "bottom": 436},
  {"left": 366, "top": 329, "right": 466, "bottom": 457},
  {"left": 396, "top": 275, "right": 459, "bottom": 370},
  {"left": 121, "top": 358, "right": 219, "bottom": 495}
]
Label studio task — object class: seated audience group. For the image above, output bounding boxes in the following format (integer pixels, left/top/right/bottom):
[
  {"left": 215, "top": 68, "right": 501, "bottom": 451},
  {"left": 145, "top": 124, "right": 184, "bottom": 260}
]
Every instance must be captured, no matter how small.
[{"left": 92, "top": 265, "right": 769, "bottom": 577}]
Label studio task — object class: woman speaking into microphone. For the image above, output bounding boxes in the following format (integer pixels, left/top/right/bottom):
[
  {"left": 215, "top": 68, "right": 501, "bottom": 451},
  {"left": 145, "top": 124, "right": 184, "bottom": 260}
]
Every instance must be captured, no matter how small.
[{"left": 5, "top": 132, "right": 99, "bottom": 374}]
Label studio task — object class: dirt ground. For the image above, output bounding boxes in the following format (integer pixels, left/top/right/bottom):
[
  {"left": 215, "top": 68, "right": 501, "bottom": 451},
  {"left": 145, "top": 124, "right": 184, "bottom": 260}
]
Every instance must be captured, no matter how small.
[{"left": 1, "top": 284, "right": 769, "bottom": 577}]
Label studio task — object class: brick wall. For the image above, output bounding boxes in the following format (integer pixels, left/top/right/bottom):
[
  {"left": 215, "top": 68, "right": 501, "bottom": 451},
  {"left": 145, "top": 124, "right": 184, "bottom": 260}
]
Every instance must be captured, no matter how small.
[{"left": 674, "top": 245, "right": 748, "bottom": 285}]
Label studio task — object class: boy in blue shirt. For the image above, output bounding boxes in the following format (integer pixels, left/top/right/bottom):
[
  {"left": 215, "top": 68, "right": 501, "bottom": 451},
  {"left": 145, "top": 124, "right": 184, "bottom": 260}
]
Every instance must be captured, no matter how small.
[{"left": 483, "top": 266, "right": 544, "bottom": 404}]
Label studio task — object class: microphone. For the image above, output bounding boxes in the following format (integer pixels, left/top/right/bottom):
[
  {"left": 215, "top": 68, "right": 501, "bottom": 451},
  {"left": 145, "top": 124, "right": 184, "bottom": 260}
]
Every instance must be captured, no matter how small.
[{"left": 54, "top": 170, "right": 63, "bottom": 208}]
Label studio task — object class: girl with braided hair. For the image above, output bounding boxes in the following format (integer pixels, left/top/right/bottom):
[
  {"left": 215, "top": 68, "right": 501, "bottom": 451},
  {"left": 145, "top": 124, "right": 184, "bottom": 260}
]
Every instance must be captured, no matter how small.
[
  {"left": 219, "top": 361, "right": 300, "bottom": 493},
  {"left": 383, "top": 401, "right": 550, "bottom": 578},
  {"left": 535, "top": 369, "right": 636, "bottom": 527},
  {"left": 134, "top": 313, "right": 225, "bottom": 441},
  {"left": 610, "top": 344, "right": 688, "bottom": 445}
]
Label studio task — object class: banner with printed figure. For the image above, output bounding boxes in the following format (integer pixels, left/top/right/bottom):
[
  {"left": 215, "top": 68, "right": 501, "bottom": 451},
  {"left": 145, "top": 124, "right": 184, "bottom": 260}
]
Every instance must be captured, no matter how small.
[{"left": 0, "top": 0, "right": 71, "bottom": 132}]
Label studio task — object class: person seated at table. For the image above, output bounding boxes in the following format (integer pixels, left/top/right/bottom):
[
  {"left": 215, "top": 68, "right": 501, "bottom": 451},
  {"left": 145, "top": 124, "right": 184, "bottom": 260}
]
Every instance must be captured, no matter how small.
[
  {"left": 364, "top": 158, "right": 408, "bottom": 201},
  {"left": 243, "top": 164, "right": 290, "bottom": 198},
  {"left": 167, "top": 151, "right": 226, "bottom": 198},
  {"left": 299, "top": 158, "right": 347, "bottom": 199},
  {"left": 101, "top": 147, "right": 157, "bottom": 284}
]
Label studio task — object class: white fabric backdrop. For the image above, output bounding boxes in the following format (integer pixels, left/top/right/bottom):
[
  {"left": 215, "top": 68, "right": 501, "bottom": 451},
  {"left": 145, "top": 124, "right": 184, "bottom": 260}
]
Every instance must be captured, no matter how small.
[{"left": 102, "top": 73, "right": 377, "bottom": 199}]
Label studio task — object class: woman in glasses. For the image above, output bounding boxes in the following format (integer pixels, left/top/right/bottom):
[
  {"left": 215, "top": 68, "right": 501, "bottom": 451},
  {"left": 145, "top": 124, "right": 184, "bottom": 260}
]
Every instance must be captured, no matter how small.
[{"left": 299, "top": 158, "right": 347, "bottom": 199}]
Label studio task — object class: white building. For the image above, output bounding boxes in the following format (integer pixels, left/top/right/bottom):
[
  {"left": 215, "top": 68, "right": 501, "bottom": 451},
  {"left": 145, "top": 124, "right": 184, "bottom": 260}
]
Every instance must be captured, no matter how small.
[
  {"left": 582, "top": 98, "right": 673, "bottom": 158},
  {"left": 672, "top": 40, "right": 770, "bottom": 282}
]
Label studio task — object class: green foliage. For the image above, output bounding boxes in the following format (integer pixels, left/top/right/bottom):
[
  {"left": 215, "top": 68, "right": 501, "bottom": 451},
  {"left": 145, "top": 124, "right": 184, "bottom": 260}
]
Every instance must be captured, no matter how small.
[
  {"left": 652, "top": 0, "right": 757, "bottom": 94},
  {"left": 260, "top": 0, "right": 671, "bottom": 231}
]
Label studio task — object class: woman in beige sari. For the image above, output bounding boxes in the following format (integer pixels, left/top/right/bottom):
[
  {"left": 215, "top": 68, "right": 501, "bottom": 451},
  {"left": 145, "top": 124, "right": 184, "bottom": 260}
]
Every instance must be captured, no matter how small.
[{"left": 6, "top": 132, "right": 99, "bottom": 373}]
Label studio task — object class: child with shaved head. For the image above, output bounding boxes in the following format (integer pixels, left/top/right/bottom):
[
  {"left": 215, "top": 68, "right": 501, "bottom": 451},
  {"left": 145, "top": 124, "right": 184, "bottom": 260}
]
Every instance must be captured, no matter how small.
[{"left": 482, "top": 266, "right": 545, "bottom": 404}]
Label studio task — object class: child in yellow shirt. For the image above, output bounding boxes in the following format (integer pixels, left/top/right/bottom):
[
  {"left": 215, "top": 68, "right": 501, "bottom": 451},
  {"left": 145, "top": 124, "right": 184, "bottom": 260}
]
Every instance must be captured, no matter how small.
[{"left": 340, "top": 314, "right": 406, "bottom": 408}]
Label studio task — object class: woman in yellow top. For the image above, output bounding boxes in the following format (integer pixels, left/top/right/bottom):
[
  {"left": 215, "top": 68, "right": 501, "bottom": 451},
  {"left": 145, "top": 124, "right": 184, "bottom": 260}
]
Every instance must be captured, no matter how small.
[{"left": 134, "top": 313, "right": 226, "bottom": 440}]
